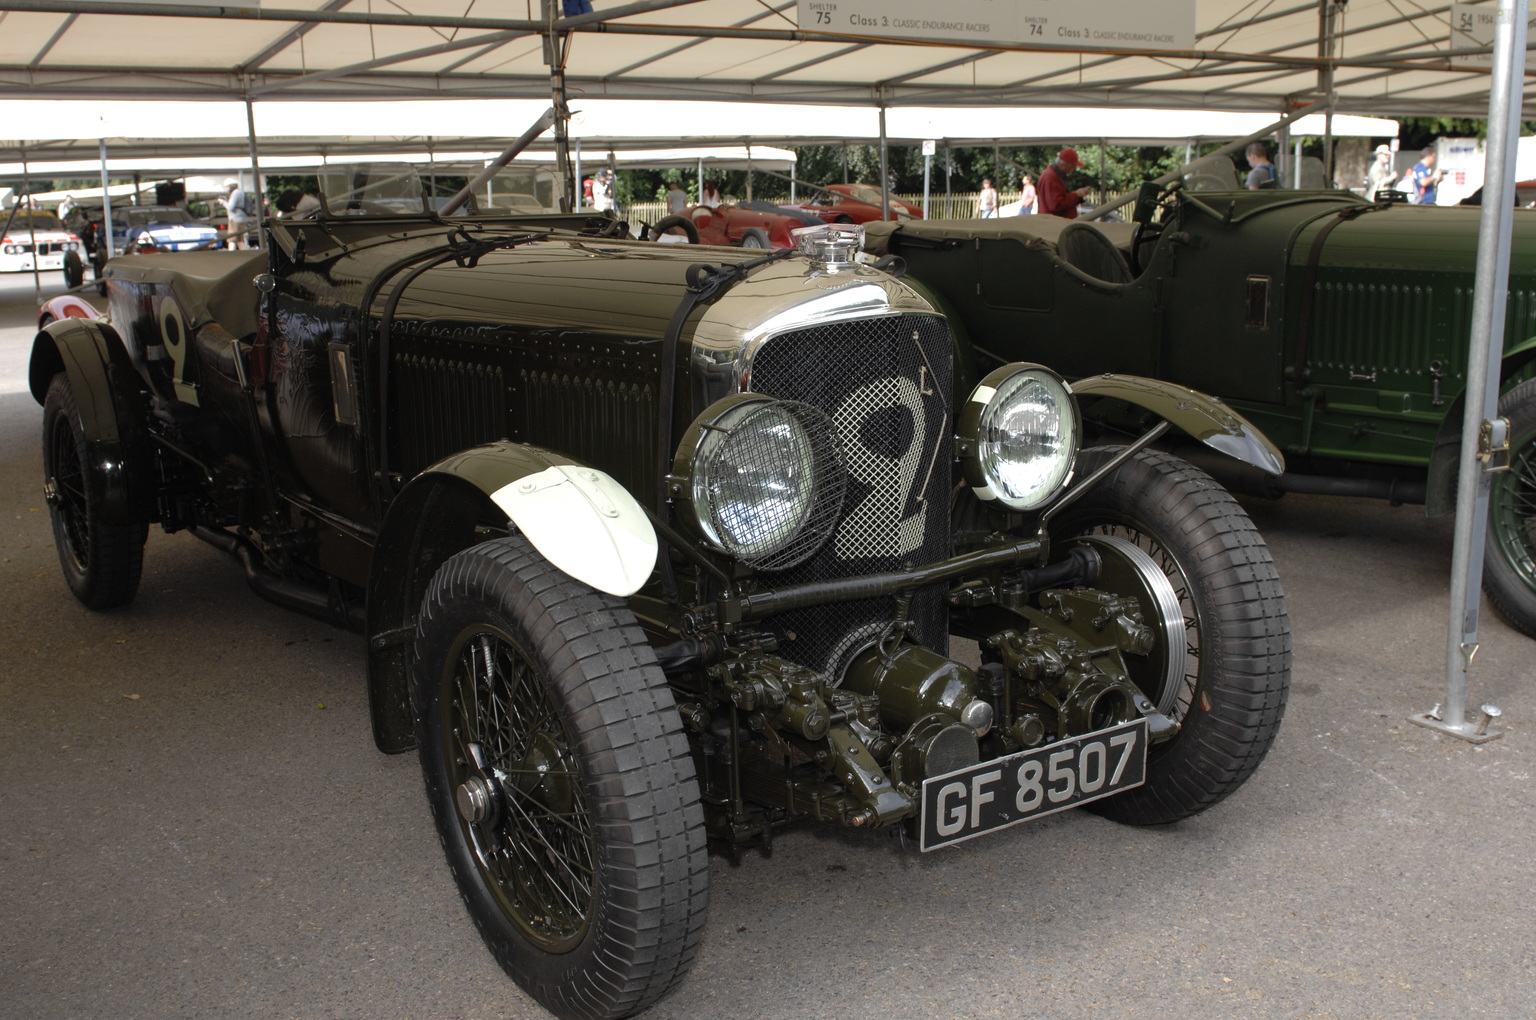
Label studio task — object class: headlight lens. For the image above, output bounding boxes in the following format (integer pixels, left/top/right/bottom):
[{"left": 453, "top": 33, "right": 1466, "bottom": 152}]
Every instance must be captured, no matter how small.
[
  {"left": 961, "top": 364, "right": 1079, "bottom": 511},
  {"left": 676, "top": 395, "right": 845, "bottom": 570}
]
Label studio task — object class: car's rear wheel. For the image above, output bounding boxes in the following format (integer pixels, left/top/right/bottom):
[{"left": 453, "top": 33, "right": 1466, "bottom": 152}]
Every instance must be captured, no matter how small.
[
  {"left": 1050, "top": 447, "right": 1291, "bottom": 825},
  {"left": 413, "top": 535, "right": 708, "bottom": 1020},
  {"left": 738, "top": 227, "right": 770, "bottom": 249},
  {"left": 42, "top": 373, "right": 147, "bottom": 610},
  {"left": 1484, "top": 379, "right": 1536, "bottom": 637},
  {"left": 63, "top": 250, "right": 84, "bottom": 288}
]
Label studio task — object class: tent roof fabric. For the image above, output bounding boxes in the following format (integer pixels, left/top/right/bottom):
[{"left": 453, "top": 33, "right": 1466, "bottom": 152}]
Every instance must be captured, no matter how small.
[{"left": 0, "top": 0, "right": 1522, "bottom": 119}]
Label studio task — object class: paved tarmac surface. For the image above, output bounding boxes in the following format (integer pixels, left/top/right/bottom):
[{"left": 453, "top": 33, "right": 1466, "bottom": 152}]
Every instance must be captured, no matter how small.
[{"left": 1, "top": 268, "right": 1532, "bottom": 1020}]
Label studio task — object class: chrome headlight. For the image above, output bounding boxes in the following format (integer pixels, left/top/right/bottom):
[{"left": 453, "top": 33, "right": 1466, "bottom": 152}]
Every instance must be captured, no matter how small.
[
  {"left": 674, "top": 395, "right": 846, "bottom": 570},
  {"left": 959, "top": 364, "right": 1080, "bottom": 511}
]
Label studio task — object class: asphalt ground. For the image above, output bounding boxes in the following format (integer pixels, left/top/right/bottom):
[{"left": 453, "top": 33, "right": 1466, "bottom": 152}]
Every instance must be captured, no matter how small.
[{"left": 1, "top": 267, "right": 1531, "bottom": 1020}]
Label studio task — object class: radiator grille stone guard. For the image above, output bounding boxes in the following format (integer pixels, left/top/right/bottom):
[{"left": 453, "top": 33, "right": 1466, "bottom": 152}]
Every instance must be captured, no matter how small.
[{"left": 747, "top": 313, "right": 954, "bottom": 680}]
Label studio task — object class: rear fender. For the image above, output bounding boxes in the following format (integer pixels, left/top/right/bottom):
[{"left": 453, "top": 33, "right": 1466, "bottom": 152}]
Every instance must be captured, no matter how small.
[
  {"left": 1425, "top": 339, "right": 1536, "bottom": 518},
  {"left": 30, "top": 318, "right": 154, "bottom": 523},
  {"left": 364, "top": 442, "right": 658, "bottom": 753},
  {"left": 1072, "top": 373, "right": 1285, "bottom": 476}
]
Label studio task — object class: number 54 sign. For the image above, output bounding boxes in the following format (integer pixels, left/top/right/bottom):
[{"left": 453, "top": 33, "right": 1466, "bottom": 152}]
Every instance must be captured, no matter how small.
[
  {"left": 1449, "top": 3, "right": 1535, "bottom": 70},
  {"left": 797, "top": 0, "right": 1194, "bottom": 52}
]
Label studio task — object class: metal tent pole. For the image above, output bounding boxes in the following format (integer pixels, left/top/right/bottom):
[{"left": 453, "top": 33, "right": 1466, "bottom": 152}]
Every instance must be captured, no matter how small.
[
  {"left": 573, "top": 139, "right": 583, "bottom": 212},
  {"left": 245, "top": 97, "right": 266, "bottom": 250},
  {"left": 1319, "top": 0, "right": 1338, "bottom": 184},
  {"left": 21, "top": 144, "right": 41, "bottom": 304},
  {"left": 1409, "top": 0, "right": 1528, "bottom": 744},
  {"left": 878, "top": 104, "right": 889, "bottom": 220},
  {"left": 98, "top": 138, "right": 115, "bottom": 260}
]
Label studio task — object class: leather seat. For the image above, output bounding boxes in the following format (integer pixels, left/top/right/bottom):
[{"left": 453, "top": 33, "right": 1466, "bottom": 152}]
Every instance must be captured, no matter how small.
[{"left": 1056, "top": 222, "right": 1133, "bottom": 285}]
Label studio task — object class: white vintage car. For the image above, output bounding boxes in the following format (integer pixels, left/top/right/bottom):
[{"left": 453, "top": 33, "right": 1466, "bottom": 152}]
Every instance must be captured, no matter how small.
[{"left": 1, "top": 211, "right": 83, "bottom": 276}]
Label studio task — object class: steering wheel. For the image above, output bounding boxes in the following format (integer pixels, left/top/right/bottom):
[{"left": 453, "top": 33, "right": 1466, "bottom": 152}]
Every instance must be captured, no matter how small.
[{"left": 1127, "top": 181, "right": 1180, "bottom": 276}]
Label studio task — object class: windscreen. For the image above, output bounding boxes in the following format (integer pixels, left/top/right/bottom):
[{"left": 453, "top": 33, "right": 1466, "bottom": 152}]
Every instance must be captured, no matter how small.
[{"left": 8, "top": 212, "right": 66, "bottom": 231}]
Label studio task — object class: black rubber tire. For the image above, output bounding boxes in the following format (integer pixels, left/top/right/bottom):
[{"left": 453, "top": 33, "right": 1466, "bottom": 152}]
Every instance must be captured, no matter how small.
[
  {"left": 1052, "top": 447, "right": 1291, "bottom": 825},
  {"left": 63, "top": 250, "right": 85, "bottom": 288},
  {"left": 41, "top": 373, "right": 147, "bottom": 610},
  {"left": 647, "top": 214, "right": 699, "bottom": 244},
  {"left": 738, "top": 227, "right": 771, "bottom": 249},
  {"left": 1484, "top": 378, "right": 1536, "bottom": 637},
  {"left": 412, "top": 535, "right": 708, "bottom": 1020}
]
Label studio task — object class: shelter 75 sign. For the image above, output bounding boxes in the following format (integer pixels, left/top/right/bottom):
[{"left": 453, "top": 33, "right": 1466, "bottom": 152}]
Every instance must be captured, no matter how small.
[{"left": 797, "top": 0, "right": 1194, "bottom": 51}]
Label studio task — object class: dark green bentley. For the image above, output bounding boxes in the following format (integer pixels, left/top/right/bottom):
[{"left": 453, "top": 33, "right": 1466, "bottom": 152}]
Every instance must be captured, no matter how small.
[
  {"left": 31, "top": 164, "right": 1289, "bottom": 1020},
  {"left": 870, "top": 186, "right": 1536, "bottom": 638}
]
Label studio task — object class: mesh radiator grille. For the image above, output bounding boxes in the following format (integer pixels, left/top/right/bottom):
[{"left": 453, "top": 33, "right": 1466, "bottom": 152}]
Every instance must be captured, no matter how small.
[{"left": 747, "top": 314, "right": 953, "bottom": 679}]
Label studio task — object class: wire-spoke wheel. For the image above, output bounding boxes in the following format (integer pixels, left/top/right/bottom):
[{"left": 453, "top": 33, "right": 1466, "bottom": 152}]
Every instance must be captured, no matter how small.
[
  {"left": 1485, "top": 378, "right": 1536, "bottom": 638},
  {"left": 1052, "top": 447, "right": 1291, "bottom": 825},
  {"left": 413, "top": 535, "right": 707, "bottom": 1020},
  {"left": 41, "top": 373, "right": 146, "bottom": 610}
]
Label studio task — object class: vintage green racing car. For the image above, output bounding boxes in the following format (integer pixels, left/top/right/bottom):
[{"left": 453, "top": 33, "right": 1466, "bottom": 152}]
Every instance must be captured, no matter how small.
[{"left": 31, "top": 164, "right": 1291, "bottom": 1019}]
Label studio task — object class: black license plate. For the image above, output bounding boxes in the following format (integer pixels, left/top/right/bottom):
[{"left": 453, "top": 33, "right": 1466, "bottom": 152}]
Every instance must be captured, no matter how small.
[{"left": 919, "top": 718, "right": 1148, "bottom": 851}]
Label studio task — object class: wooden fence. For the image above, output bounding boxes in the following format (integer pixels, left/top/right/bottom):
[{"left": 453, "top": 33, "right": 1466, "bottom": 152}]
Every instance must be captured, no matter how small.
[{"left": 618, "top": 190, "right": 1048, "bottom": 224}]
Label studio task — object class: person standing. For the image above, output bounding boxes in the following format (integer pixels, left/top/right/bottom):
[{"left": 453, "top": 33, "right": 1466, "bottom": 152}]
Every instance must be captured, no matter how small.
[
  {"left": 220, "top": 178, "right": 253, "bottom": 249},
  {"left": 1245, "top": 142, "right": 1278, "bottom": 189},
  {"left": 591, "top": 168, "right": 616, "bottom": 212},
  {"left": 666, "top": 180, "right": 687, "bottom": 214},
  {"left": 1411, "top": 147, "right": 1444, "bottom": 205},
  {"left": 1365, "top": 144, "right": 1399, "bottom": 200},
  {"left": 1037, "top": 148, "right": 1091, "bottom": 219},
  {"left": 1019, "top": 173, "right": 1037, "bottom": 215},
  {"left": 976, "top": 177, "right": 999, "bottom": 218},
  {"left": 700, "top": 180, "right": 723, "bottom": 209}
]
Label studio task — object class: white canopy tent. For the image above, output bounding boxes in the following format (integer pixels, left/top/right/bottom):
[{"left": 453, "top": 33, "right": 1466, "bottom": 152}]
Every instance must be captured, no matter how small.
[
  {"left": 0, "top": 97, "right": 1398, "bottom": 183},
  {"left": 0, "top": 0, "right": 1525, "bottom": 118}
]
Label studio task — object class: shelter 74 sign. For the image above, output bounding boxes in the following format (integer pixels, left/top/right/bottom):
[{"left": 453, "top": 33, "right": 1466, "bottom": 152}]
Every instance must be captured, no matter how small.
[{"left": 797, "top": 0, "right": 1194, "bottom": 51}]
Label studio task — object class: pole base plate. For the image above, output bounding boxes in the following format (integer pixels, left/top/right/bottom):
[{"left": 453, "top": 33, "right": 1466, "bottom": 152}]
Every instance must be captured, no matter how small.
[{"left": 1407, "top": 712, "right": 1504, "bottom": 744}]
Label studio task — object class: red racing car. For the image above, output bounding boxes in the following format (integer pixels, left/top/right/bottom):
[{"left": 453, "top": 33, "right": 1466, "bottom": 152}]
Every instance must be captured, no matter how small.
[
  {"left": 647, "top": 201, "right": 809, "bottom": 248},
  {"left": 788, "top": 183, "right": 924, "bottom": 224}
]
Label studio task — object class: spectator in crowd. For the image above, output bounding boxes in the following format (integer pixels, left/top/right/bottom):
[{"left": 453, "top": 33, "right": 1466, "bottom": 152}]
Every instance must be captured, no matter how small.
[
  {"left": 57, "top": 195, "right": 76, "bottom": 219},
  {"left": 976, "top": 177, "right": 999, "bottom": 218},
  {"left": 1411, "top": 147, "right": 1444, "bottom": 205},
  {"left": 1245, "top": 142, "right": 1279, "bottom": 189},
  {"left": 666, "top": 180, "right": 688, "bottom": 215},
  {"left": 221, "top": 178, "right": 254, "bottom": 249},
  {"left": 591, "top": 168, "right": 616, "bottom": 212},
  {"left": 1019, "top": 173, "right": 1037, "bottom": 215},
  {"left": 1037, "top": 148, "right": 1092, "bottom": 219},
  {"left": 1365, "top": 144, "right": 1399, "bottom": 200},
  {"left": 700, "top": 180, "right": 723, "bottom": 208}
]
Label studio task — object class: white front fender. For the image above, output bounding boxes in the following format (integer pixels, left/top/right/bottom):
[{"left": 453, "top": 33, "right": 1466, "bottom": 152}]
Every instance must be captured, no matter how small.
[{"left": 489, "top": 465, "right": 658, "bottom": 597}]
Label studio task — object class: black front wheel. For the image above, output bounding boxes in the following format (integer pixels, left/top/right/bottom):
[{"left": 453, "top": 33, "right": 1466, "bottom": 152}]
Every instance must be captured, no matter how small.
[
  {"left": 42, "top": 373, "right": 147, "bottom": 610},
  {"left": 413, "top": 536, "right": 708, "bottom": 1020},
  {"left": 1484, "top": 378, "right": 1536, "bottom": 637},
  {"left": 1051, "top": 447, "right": 1291, "bottom": 825},
  {"left": 738, "top": 227, "right": 770, "bottom": 249}
]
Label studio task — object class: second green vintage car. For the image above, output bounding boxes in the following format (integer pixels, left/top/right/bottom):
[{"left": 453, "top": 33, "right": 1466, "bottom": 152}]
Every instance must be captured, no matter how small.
[{"left": 870, "top": 184, "right": 1536, "bottom": 638}]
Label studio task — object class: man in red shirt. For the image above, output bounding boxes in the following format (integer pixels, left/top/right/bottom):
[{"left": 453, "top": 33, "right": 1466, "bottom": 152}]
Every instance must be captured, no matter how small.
[{"left": 1038, "top": 148, "right": 1093, "bottom": 219}]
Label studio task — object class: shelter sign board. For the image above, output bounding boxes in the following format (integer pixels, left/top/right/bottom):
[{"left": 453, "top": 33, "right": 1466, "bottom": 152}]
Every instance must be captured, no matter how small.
[
  {"left": 797, "top": 0, "right": 1194, "bottom": 51},
  {"left": 72, "top": 0, "right": 255, "bottom": 5},
  {"left": 1449, "top": 3, "right": 1534, "bottom": 69}
]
